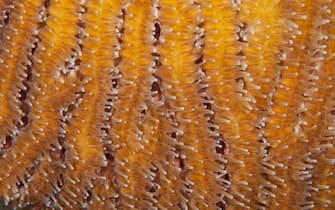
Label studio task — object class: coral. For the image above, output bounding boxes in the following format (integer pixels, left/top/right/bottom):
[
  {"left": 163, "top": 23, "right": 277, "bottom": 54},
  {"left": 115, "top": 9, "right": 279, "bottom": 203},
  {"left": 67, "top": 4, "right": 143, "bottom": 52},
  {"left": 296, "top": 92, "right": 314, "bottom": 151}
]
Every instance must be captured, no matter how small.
[{"left": 0, "top": 0, "right": 335, "bottom": 209}]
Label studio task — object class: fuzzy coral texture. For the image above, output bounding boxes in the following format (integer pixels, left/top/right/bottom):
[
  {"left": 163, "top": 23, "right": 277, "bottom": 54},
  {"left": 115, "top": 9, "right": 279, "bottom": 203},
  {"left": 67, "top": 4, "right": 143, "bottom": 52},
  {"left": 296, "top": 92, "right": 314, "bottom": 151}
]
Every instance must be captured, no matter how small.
[{"left": 0, "top": 0, "right": 335, "bottom": 209}]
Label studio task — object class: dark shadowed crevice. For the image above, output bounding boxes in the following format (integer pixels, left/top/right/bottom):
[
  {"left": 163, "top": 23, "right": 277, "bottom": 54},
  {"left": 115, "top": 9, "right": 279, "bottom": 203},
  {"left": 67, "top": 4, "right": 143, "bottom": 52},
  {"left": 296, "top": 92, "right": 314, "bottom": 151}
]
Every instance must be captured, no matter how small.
[
  {"left": 85, "top": 4, "right": 128, "bottom": 209},
  {"left": 0, "top": 0, "right": 14, "bottom": 43},
  {"left": 0, "top": 4, "right": 51, "bottom": 195},
  {"left": 193, "top": 1, "right": 231, "bottom": 208},
  {"left": 142, "top": 1, "right": 163, "bottom": 207}
]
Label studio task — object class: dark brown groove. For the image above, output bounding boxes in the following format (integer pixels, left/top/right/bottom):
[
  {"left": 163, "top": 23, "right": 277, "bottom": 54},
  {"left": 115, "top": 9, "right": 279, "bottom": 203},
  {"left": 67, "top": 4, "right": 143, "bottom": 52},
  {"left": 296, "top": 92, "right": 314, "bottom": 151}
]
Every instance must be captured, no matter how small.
[
  {"left": 26, "top": 2, "right": 86, "bottom": 208},
  {"left": 108, "top": 1, "right": 157, "bottom": 208},
  {"left": 138, "top": 2, "right": 179, "bottom": 209},
  {"left": 0, "top": 0, "right": 14, "bottom": 44},
  {"left": 108, "top": 5, "right": 127, "bottom": 210},
  {"left": 152, "top": 2, "right": 188, "bottom": 208},
  {"left": 85, "top": 2, "right": 127, "bottom": 209},
  {"left": 0, "top": 0, "right": 83, "bottom": 206},
  {"left": 157, "top": 1, "right": 225, "bottom": 208},
  {"left": 0, "top": 0, "right": 51, "bottom": 207},
  {"left": 51, "top": 1, "right": 128, "bottom": 209},
  {"left": 197, "top": 1, "right": 243, "bottom": 208},
  {"left": 135, "top": 0, "right": 162, "bottom": 208},
  {"left": 0, "top": 0, "right": 48, "bottom": 156},
  {"left": 231, "top": 2, "right": 258, "bottom": 207},
  {"left": 193, "top": 1, "right": 230, "bottom": 209}
]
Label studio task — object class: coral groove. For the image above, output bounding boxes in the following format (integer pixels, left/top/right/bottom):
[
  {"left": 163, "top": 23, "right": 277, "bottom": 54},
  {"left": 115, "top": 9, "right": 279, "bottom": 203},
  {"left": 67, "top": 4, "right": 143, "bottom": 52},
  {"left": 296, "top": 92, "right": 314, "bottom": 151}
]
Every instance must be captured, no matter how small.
[{"left": 0, "top": 0, "right": 335, "bottom": 210}]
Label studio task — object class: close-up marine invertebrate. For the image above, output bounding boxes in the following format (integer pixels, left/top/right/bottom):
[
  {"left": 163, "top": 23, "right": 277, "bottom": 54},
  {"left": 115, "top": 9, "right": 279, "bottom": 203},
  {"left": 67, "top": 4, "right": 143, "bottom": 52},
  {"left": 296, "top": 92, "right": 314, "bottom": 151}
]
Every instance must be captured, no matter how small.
[{"left": 0, "top": 0, "right": 335, "bottom": 209}]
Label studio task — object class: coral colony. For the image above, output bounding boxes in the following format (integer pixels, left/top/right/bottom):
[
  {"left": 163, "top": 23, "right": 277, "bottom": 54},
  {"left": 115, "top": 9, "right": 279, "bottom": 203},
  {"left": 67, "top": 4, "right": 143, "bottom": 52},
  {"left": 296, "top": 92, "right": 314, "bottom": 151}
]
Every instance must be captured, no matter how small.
[{"left": 0, "top": 0, "right": 335, "bottom": 209}]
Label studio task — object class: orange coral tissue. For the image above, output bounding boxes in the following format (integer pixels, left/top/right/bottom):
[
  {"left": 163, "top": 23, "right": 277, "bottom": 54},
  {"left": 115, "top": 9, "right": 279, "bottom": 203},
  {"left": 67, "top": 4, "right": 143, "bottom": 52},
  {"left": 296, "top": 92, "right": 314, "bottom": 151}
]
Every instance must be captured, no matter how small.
[{"left": 0, "top": 0, "right": 335, "bottom": 209}]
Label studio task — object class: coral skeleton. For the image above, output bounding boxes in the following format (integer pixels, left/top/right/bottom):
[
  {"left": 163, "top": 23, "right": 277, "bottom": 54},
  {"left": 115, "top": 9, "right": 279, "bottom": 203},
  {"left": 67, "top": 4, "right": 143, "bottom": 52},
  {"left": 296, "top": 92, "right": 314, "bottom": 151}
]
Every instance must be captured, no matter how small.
[{"left": 0, "top": 0, "right": 335, "bottom": 209}]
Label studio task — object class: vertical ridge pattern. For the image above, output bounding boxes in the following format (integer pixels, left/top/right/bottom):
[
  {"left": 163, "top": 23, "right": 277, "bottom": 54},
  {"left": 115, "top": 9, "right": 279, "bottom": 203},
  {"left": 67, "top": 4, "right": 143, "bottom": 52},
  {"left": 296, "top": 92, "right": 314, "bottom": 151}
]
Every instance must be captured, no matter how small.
[
  {"left": 157, "top": 0, "right": 223, "bottom": 208},
  {"left": 25, "top": 2, "right": 86, "bottom": 208},
  {"left": 200, "top": 0, "right": 251, "bottom": 208},
  {"left": 53, "top": 0, "right": 124, "bottom": 209},
  {"left": 0, "top": 0, "right": 81, "bottom": 205},
  {"left": 286, "top": 1, "right": 331, "bottom": 209},
  {"left": 83, "top": 0, "right": 125, "bottom": 209},
  {"left": 309, "top": 2, "right": 335, "bottom": 208},
  {"left": 0, "top": 1, "right": 335, "bottom": 209},
  {"left": 109, "top": 0, "right": 154, "bottom": 208},
  {"left": 300, "top": 1, "right": 335, "bottom": 209},
  {"left": 264, "top": 0, "right": 315, "bottom": 208},
  {"left": 238, "top": 1, "right": 291, "bottom": 208},
  {"left": 0, "top": 0, "right": 43, "bottom": 155}
]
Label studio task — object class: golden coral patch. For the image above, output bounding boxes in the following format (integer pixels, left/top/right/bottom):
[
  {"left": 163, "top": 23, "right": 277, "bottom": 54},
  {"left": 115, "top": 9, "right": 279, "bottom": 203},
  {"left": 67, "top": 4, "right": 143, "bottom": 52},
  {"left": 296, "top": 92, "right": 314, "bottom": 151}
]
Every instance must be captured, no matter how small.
[{"left": 0, "top": 0, "right": 335, "bottom": 209}]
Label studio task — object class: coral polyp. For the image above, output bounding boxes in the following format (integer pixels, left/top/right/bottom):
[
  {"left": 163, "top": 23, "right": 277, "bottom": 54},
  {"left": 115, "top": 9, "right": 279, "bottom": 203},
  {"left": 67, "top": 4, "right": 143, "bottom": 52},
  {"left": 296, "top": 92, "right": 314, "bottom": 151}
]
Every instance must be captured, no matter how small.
[{"left": 0, "top": 0, "right": 335, "bottom": 209}]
